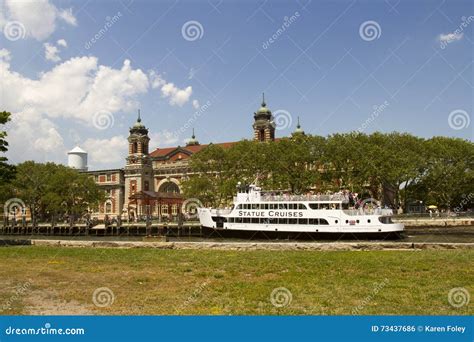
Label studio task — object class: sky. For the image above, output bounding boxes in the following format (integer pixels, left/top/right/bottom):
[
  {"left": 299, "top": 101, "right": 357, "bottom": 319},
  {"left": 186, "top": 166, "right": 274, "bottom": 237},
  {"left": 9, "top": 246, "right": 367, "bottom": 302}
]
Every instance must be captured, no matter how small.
[{"left": 0, "top": 0, "right": 472, "bottom": 170}]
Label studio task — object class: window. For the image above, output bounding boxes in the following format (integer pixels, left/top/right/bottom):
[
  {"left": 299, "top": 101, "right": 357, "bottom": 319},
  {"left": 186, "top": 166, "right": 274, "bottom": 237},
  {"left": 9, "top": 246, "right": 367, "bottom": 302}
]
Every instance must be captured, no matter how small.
[
  {"left": 161, "top": 205, "right": 168, "bottom": 215},
  {"left": 144, "top": 180, "right": 149, "bottom": 191},
  {"left": 106, "top": 174, "right": 112, "bottom": 182},
  {"left": 279, "top": 203, "right": 288, "bottom": 209},
  {"left": 279, "top": 218, "right": 288, "bottom": 224},
  {"left": 158, "top": 182, "right": 180, "bottom": 194},
  {"left": 172, "top": 204, "right": 178, "bottom": 216},
  {"left": 288, "top": 218, "right": 297, "bottom": 225},
  {"left": 106, "top": 189, "right": 113, "bottom": 197},
  {"left": 299, "top": 218, "right": 308, "bottom": 225},
  {"left": 243, "top": 218, "right": 250, "bottom": 223},
  {"left": 309, "top": 203, "right": 319, "bottom": 209},
  {"left": 105, "top": 201, "right": 112, "bottom": 213},
  {"left": 320, "top": 203, "right": 330, "bottom": 210},
  {"left": 251, "top": 218, "right": 259, "bottom": 223},
  {"left": 298, "top": 204, "right": 307, "bottom": 209},
  {"left": 320, "top": 219, "right": 329, "bottom": 225},
  {"left": 368, "top": 219, "right": 371, "bottom": 223}
]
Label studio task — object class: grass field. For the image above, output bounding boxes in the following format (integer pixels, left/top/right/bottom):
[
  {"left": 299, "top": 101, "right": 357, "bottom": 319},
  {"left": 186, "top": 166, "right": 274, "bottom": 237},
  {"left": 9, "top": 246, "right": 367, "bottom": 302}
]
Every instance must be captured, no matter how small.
[{"left": 0, "top": 246, "right": 472, "bottom": 315}]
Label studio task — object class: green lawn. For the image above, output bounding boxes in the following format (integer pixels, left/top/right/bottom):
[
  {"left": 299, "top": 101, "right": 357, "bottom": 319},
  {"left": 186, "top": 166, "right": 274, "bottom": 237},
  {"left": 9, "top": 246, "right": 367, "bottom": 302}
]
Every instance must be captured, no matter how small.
[{"left": 0, "top": 246, "right": 472, "bottom": 315}]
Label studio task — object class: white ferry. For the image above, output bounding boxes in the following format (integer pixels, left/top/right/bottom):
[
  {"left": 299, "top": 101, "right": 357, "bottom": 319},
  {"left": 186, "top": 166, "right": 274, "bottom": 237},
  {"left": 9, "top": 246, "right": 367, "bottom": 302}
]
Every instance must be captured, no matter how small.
[{"left": 198, "top": 184, "right": 404, "bottom": 236}]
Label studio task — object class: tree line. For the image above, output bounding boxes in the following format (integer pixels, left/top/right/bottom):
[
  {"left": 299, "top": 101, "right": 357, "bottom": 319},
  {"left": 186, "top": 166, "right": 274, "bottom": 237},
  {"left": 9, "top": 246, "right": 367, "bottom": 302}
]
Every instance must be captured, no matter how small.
[{"left": 182, "top": 132, "right": 474, "bottom": 211}]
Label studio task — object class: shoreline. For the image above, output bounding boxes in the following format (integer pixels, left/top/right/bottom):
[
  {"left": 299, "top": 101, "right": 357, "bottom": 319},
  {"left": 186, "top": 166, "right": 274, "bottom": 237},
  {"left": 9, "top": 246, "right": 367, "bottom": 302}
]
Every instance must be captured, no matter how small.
[{"left": 4, "top": 239, "right": 473, "bottom": 251}]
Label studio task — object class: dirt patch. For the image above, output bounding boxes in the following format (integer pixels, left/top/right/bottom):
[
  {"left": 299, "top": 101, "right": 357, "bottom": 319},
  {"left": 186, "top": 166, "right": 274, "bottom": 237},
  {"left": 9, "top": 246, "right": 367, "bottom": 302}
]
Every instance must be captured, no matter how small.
[{"left": 24, "top": 289, "right": 95, "bottom": 315}]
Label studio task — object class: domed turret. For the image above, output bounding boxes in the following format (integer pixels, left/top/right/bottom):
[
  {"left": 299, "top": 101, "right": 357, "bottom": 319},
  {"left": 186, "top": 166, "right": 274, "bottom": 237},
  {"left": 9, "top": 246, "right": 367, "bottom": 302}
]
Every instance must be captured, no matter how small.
[
  {"left": 130, "top": 109, "right": 148, "bottom": 135},
  {"left": 186, "top": 128, "right": 200, "bottom": 146},
  {"left": 292, "top": 116, "right": 305, "bottom": 136},
  {"left": 253, "top": 93, "right": 275, "bottom": 142}
]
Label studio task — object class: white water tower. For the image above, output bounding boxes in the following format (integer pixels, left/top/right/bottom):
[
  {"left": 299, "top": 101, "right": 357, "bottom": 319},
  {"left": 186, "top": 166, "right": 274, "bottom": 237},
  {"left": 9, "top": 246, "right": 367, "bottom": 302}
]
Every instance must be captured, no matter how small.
[{"left": 67, "top": 146, "right": 88, "bottom": 171}]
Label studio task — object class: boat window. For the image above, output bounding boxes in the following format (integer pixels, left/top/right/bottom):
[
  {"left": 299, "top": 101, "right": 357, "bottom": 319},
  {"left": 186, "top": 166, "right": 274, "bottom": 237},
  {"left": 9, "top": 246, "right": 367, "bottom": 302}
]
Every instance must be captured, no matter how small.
[
  {"left": 279, "top": 218, "right": 288, "bottom": 224},
  {"left": 289, "top": 218, "right": 297, "bottom": 224},
  {"left": 243, "top": 218, "right": 250, "bottom": 223},
  {"left": 320, "top": 219, "right": 329, "bottom": 225},
  {"left": 251, "top": 204, "right": 257, "bottom": 210},
  {"left": 236, "top": 205, "right": 242, "bottom": 209},
  {"left": 308, "top": 218, "right": 318, "bottom": 225},
  {"left": 251, "top": 218, "right": 259, "bottom": 223},
  {"left": 378, "top": 216, "right": 393, "bottom": 224},
  {"left": 320, "top": 203, "right": 330, "bottom": 210},
  {"left": 279, "top": 203, "right": 288, "bottom": 209},
  {"left": 298, "top": 204, "right": 307, "bottom": 209},
  {"left": 309, "top": 203, "right": 318, "bottom": 209},
  {"left": 236, "top": 217, "right": 242, "bottom": 223},
  {"left": 299, "top": 218, "right": 308, "bottom": 224}
]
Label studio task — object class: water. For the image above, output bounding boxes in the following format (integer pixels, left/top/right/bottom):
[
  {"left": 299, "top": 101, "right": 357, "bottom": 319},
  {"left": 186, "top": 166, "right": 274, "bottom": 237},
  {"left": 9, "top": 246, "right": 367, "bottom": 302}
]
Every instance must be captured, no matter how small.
[{"left": 0, "top": 226, "right": 472, "bottom": 243}]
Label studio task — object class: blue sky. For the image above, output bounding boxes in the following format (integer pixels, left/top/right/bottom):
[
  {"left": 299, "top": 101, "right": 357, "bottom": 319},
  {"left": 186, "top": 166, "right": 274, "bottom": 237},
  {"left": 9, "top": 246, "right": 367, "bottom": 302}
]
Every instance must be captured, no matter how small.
[{"left": 0, "top": 0, "right": 472, "bottom": 169}]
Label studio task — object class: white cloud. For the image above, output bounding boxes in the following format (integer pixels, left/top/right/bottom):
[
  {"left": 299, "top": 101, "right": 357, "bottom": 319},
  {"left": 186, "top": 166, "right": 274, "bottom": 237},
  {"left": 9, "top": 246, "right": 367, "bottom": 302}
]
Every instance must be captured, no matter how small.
[
  {"left": 83, "top": 135, "right": 128, "bottom": 167},
  {"left": 149, "top": 70, "right": 193, "bottom": 106},
  {"left": 0, "top": 48, "right": 11, "bottom": 62},
  {"left": 1, "top": 0, "right": 77, "bottom": 41},
  {"left": 192, "top": 99, "right": 200, "bottom": 109},
  {"left": 149, "top": 130, "right": 179, "bottom": 149},
  {"left": 439, "top": 32, "right": 463, "bottom": 43},
  {"left": 44, "top": 42, "right": 61, "bottom": 62},
  {"left": 161, "top": 83, "right": 193, "bottom": 106},
  {"left": 57, "top": 8, "right": 77, "bottom": 26},
  {"left": 1, "top": 51, "right": 149, "bottom": 164},
  {"left": 57, "top": 39, "right": 67, "bottom": 47}
]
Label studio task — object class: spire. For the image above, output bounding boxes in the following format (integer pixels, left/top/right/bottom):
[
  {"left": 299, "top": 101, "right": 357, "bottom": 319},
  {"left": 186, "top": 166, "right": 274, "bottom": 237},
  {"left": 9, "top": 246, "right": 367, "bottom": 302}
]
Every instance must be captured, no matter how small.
[
  {"left": 261, "top": 92, "right": 266, "bottom": 107},
  {"left": 293, "top": 116, "right": 305, "bottom": 136},
  {"left": 187, "top": 128, "right": 199, "bottom": 146},
  {"left": 137, "top": 109, "right": 141, "bottom": 123}
]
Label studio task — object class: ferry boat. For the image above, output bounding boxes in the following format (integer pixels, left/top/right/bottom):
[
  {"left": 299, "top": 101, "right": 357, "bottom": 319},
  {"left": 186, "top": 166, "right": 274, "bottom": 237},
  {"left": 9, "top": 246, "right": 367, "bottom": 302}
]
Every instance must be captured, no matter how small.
[{"left": 198, "top": 184, "right": 404, "bottom": 236}]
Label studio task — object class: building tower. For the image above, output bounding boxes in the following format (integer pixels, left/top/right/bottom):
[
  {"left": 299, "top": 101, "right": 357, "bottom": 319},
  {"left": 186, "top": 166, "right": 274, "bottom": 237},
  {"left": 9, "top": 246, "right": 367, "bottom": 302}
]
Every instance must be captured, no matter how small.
[
  {"left": 253, "top": 93, "right": 275, "bottom": 142},
  {"left": 124, "top": 110, "right": 154, "bottom": 215},
  {"left": 186, "top": 128, "right": 200, "bottom": 146},
  {"left": 292, "top": 116, "right": 305, "bottom": 136}
]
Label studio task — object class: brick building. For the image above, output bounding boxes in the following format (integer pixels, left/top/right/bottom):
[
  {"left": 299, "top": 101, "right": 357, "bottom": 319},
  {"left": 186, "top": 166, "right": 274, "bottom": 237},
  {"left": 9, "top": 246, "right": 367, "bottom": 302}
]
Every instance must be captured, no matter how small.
[{"left": 84, "top": 95, "right": 302, "bottom": 220}]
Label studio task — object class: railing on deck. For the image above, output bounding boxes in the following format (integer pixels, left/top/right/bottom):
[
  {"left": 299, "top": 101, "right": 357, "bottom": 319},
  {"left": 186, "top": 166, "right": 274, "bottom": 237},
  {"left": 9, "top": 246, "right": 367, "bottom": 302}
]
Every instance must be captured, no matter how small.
[{"left": 234, "top": 194, "right": 349, "bottom": 203}]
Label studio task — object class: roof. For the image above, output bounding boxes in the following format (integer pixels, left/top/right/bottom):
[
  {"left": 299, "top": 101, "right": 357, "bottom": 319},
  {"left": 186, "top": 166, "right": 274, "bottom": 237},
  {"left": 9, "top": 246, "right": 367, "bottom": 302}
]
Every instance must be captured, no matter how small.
[
  {"left": 68, "top": 146, "right": 87, "bottom": 154},
  {"left": 150, "top": 141, "right": 237, "bottom": 158}
]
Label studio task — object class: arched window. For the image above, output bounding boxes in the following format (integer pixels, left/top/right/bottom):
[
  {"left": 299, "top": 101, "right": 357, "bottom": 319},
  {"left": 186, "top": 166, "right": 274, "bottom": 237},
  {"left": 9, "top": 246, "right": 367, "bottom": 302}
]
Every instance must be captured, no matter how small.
[
  {"left": 132, "top": 142, "right": 138, "bottom": 153},
  {"left": 158, "top": 182, "right": 180, "bottom": 194}
]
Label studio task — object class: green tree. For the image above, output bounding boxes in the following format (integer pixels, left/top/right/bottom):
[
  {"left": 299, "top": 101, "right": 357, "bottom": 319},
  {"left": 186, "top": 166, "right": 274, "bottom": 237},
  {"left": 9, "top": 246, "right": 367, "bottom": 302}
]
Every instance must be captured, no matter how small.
[{"left": 0, "top": 111, "right": 16, "bottom": 187}]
